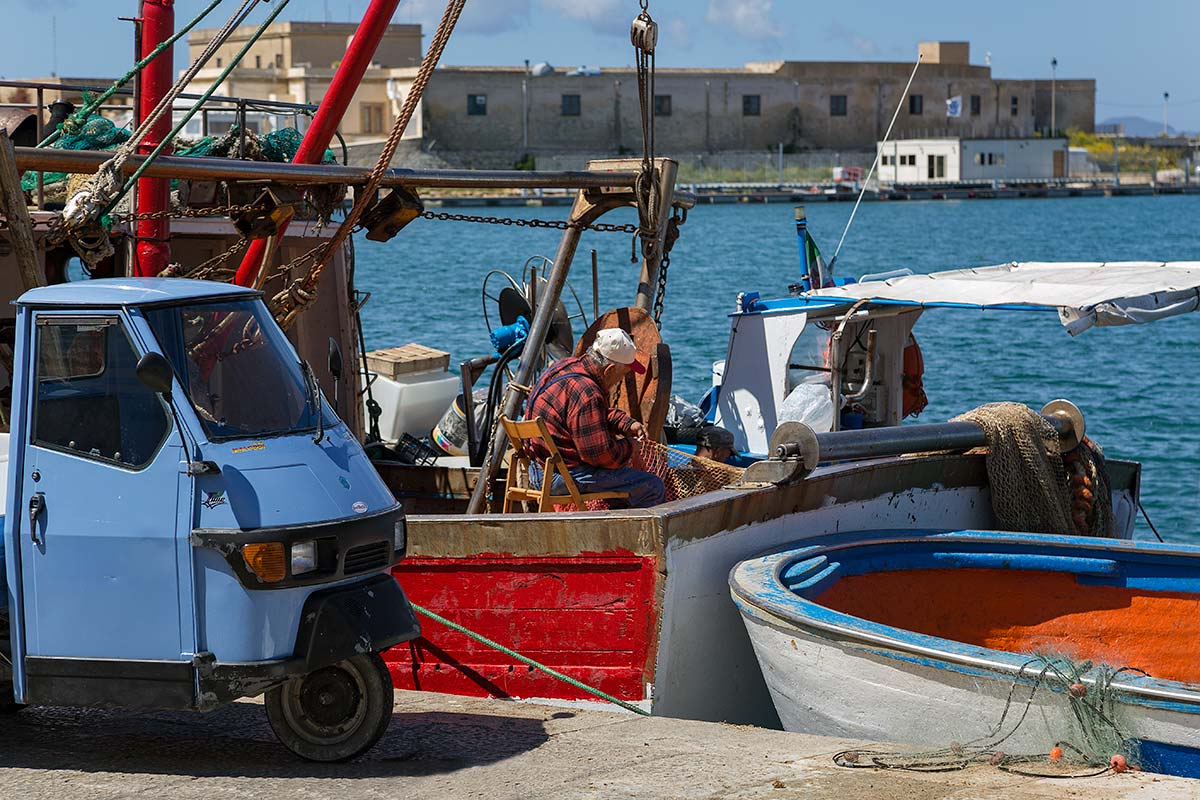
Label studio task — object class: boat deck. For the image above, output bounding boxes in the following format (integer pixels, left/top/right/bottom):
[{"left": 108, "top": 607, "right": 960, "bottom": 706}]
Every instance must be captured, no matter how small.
[{"left": 0, "top": 690, "right": 1193, "bottom": 798}]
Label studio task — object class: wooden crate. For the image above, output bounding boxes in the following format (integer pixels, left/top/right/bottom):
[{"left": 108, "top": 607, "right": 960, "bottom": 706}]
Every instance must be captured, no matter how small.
[{"left": 366, "top": 343, "right": 450, "bottom": 379}]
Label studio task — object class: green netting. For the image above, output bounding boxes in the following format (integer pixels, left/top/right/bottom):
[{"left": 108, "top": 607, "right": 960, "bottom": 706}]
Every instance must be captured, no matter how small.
[
  {"left": 22, "top": 122, "right": 335, "bottom": 194},
  {"left": 174, "top": 125, "right": 334, "bottom": 164},
  {"left": 21, "top": 115, "right": 131, "bottom": 190},
  {"left": 833, "top": 653, "right": 1145, "bottom": 779}
]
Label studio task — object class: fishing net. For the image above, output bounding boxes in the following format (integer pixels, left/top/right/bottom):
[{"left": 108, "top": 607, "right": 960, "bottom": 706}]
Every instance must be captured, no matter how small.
[
  {"left": 21, "top": 115, "right": 132, "bottom": 193},
  {"left": 952, "top": 402, "right": 1112, "bottom": 537},
  {"left": 174, "top": 125, "right": 335, "bottom": 164},
  {"left": 546, "top": 439, "right": 744, "bottom": 512},
  {"left": 833, "top": 654, "right": 1145, "bottom": 778},
  {"left": 633, "top": 439, "right": 744, "bottom": 501}
]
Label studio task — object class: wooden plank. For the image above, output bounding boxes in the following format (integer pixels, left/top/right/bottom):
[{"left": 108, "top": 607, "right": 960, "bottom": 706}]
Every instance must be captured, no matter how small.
[
  {"left": 0, "top": 129, "right": 45, "bottom": 290},
  {"left": 365, "top": 342, "right": 450, "bottom": 378}
]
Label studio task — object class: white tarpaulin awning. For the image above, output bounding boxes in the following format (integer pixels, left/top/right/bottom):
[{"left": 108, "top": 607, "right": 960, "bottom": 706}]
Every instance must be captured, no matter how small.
[{"left": 806, "top": 261, "right": 1200, "bottom": 334}]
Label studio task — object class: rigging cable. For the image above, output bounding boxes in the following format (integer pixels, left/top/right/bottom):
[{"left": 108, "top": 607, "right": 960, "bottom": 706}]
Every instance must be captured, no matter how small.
[
  {"left": 828, "top": 54, "right": 923, "bottom": 275},
  {"left": 102, "top": 0, "right": 288, "bottom": 216},
  {"left": 270, "top": 0, "right": 467, "bottom": 329},
  {"left": 38, "top": 0, "right": 228, "bottom": 148},
  {"left": 60, "top": 0, "right": 268, "bottom": 243}
]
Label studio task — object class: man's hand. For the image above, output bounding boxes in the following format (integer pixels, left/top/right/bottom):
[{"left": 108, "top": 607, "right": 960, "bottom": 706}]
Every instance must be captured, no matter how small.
[{"left": 628, "top": 421, "right": 647, "bottom": 439}]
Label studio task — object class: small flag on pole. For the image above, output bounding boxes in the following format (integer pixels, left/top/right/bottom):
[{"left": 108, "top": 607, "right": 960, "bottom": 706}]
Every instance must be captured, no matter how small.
[{"left": 946, "top": 95, "right": 963, "bottom": 118}]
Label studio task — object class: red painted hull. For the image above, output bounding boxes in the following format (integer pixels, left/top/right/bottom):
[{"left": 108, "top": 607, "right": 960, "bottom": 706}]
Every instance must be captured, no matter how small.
[{"left": 386, "top": 554, "right": 659, "bottom": 702}]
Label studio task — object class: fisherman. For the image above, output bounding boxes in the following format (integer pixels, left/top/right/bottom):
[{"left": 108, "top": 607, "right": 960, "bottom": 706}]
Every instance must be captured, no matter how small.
[
  {"left": 694, "top": 425, "right": 737, "bottom": 464},
  {"left": 524, "top": 328, "right": 666, "bottom": 508}
]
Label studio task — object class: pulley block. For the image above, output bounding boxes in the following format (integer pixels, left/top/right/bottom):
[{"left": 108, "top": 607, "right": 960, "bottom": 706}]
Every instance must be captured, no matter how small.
[
  {"left": 630, "top": 15, "right": 658, "bottom": 53},
  {"left": 228, "top": 184, "right": 306, "bottom": 239},
  {"left": 362, "top": 186, "right": 425, "bottom": 242}
]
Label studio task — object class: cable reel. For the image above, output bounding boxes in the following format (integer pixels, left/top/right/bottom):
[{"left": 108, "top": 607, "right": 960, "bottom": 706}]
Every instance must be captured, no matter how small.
[{"left": 481, "top": 255, "right": 589, "bottom": 364}]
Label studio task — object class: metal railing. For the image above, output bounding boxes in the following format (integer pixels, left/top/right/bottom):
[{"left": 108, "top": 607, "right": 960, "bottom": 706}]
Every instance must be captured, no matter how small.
[{"left": 0, "top": 79, "right": 348, "bottom": 210}]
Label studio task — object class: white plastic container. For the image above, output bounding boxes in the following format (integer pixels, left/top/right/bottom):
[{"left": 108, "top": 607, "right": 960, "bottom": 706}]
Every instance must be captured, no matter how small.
[{"left": 364, "top": 370, "right": 461, "bottom": 442}]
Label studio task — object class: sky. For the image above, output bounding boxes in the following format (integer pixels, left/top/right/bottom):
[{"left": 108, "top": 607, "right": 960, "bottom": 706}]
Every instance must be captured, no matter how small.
[{"left": 3, "top": 0, "right": 1198, "bottom": 131}]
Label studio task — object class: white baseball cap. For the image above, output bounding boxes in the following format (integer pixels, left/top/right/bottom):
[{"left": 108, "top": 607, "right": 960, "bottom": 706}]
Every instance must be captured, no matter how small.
[{"left": 592, "top": 328, "right": 645, "bottom": 374}]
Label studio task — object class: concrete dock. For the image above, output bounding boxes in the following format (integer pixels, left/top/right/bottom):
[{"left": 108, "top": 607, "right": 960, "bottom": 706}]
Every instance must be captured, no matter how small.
[{"left": 0, "top": 690, "right": 1193, "bottom": 799}]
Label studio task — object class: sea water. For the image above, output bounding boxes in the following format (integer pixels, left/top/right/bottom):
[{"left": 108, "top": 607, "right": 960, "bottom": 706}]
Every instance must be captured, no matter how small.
[{"left": 355, "top": 194, "right": 1200, "bottom": 543}]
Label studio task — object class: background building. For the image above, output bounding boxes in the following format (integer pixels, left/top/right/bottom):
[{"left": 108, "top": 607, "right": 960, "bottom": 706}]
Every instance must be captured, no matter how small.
[
  {"left": 183, "top": 26, "right": 1094, "bottom": 165},
  {"left": 877, "top": 137, "right": 1070, "bottom": 183}
]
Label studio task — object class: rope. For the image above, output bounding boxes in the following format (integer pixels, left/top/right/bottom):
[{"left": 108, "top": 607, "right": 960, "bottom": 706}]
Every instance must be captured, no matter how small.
[
  {"left": 271, "top": 0, "right": 466, "bottom": 329},
  {"left": 830, "top": 54, "right": 922, "bottom": 270},
  {"left": 409, "top": 602, "right": 651, "bottom": 716},
  {"left": 101, "top": 0, "right": 284, "bottom": 216},
  {"left": 38, "top": 0, "right": 227, "bottom": 147},
  {"left": 129, "top": 0, "right": 262, "bottom": 152},
  {"left": 59, "top": 0, "right": 267, "bottom": 239}
]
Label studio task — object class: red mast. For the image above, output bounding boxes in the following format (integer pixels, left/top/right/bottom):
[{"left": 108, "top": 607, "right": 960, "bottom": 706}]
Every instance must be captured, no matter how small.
[
  {"left": 233, "top": 0, "right": 403, "bottom": 287},
  {"left": 133, "top": 0, "right": 175, "bottom": 278}
]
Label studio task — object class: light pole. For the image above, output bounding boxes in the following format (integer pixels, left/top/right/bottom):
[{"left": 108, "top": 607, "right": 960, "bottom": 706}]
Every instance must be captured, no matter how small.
[
  {"left": 1163, "top": 91, "right": 1170, "bottom": 136},
  {"left": 1050, "top": 57, "right": 1057, "bottom": 136}
]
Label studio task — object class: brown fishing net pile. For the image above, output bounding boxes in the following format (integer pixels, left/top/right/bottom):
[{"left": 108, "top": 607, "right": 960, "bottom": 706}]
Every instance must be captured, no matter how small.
[
  {"left": 952, "top": 402, "right": 1112, "bottom": 537},
  {"left": 553, "top": 439, "right": 744, "bottom": 511},
  {"left": 632, "top": 439, "right": 745, "bottom": 502}
]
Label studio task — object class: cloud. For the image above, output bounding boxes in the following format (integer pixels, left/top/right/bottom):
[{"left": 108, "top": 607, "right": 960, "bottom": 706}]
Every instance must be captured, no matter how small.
[
  {"left": 538, "top": 0, "right": 624, "bottom": 34},
  {"left": 825, "top": 21, "right": 879, "bottom": 57},
  {"left": 401, "top": 0, "right": 531, "bottom": 34},
  {"left": 665, "top": 17, "right": 692, "bottom": 51},
  {"left": 706, "top": 0, "right": 781, "bottom": 41}
]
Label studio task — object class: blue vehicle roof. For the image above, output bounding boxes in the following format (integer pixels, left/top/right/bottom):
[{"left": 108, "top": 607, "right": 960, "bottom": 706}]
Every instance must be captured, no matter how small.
[{"left": 16, "top": 278, "right": 261, "bottom": 308}]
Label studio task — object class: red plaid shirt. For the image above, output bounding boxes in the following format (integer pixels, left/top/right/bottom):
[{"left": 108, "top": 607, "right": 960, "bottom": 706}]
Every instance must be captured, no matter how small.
[{"left": 524, "top": 356, "right": 636, "bottom": 469}]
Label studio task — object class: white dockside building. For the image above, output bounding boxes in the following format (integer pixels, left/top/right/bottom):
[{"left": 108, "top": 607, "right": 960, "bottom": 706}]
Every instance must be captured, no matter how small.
[{"left": 876, "top": 137, "right": 1071, "bottom": 184}]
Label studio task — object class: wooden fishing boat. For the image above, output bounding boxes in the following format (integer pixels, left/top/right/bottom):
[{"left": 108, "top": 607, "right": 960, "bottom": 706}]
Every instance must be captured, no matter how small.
[
  {"left": 729, "top": 529, "right": 1200, "bottom": 776},
  {"left": 0, "top": 3, "right": 1166, "bottom": 731}
]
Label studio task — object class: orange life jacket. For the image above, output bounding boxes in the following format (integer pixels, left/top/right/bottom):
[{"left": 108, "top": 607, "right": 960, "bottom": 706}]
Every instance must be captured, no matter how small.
[{"left": 902, "top": 333, "right": 928, "bottom": 418}]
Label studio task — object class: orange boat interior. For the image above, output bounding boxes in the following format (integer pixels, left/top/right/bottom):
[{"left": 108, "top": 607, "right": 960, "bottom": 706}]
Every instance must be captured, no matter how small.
[{"left": 817, "top": 568, "right": 1200, "bottom": 685}]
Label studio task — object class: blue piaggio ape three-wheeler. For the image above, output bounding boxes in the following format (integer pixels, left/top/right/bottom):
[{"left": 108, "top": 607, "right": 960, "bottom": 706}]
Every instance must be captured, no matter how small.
[{"left": 0, "top": 278, "right": 420, "bottom": 761}]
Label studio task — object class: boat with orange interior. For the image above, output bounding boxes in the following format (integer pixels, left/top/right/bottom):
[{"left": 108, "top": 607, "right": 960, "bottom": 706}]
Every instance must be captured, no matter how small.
[{"left": 731, "top": 529, "right": 1200, "bottom": 777}]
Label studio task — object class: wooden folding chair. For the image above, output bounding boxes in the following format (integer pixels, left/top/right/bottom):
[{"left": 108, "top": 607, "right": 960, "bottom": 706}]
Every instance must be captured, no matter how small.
[{"left": 499, "top": 416, "right": 630, "bottom": 512}]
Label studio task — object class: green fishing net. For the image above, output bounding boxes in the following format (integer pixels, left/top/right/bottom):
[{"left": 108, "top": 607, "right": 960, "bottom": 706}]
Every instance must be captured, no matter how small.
[{"left": 21, "top": 115, "right": 131, "bottom": 191}]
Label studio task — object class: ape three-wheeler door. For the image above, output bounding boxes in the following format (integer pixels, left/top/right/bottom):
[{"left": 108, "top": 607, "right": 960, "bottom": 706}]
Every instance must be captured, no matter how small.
[{"left": 13, "top": 311, "right": 193, "bottom": 707}]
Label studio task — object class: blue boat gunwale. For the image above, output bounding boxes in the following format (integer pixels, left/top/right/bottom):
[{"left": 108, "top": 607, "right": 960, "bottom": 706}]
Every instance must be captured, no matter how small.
[{"left": 729, "top": 529, "right": 1200, "bottom": 713}]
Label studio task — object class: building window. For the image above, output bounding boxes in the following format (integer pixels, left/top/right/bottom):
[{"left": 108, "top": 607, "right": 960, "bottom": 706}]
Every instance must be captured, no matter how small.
[
  {"left": 927, "top": 154, "right": 946, "bottom": 180},
  {"left": 275, "top": 53, "right": 283, "bottom": 68},
  {"left": 360, "top": 103, "right": 384, "bottom": 134},
  {"left": 1011, "top": 96, "right": 1019, "bottom": 116},
  {"left": 561, "top": 94, "right": 581, "bottom": 117},
  {"left": 881, "top": 154, "right": 891, "bottom": 166},
  {"left": 830, "top": 95, "right": 847, "bottom": 117},
  {"left": 216, "top": 58, "right": 223, "bottom": 68},
  {"left": 900, "top": 153, "right": 916, "bottom": 166},
  {"left": 970, "top": 95, "right": 981, "bottom": 116},
  {"left": 653, "top": 94, "right": 672, "bottom": 116},
  {"left": 255, "top": 55, "right": 262, "bottom": 69},
  {"left": 743, "top": 94, "right": 761, "bottom": 116},
  {"left": 467, "top": 94, "right": 487, "bottom": 116},
  {"left": 909, "top": 94, "right": 923, "bottom": 115}
]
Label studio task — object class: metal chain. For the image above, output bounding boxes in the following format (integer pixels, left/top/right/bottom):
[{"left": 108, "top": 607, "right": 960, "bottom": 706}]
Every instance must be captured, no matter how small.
[
  {"left": 160, "top": 236, "right": 250, "bottom": 279},
  {"left": 652, "top": 207, "right": 685, "bottom": 328},
  {"left": 418, "top": 210, "right": 637, "bottom": 234},
  {"left": 113, "top": 202, "right": 264, "bottom": 223}
]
